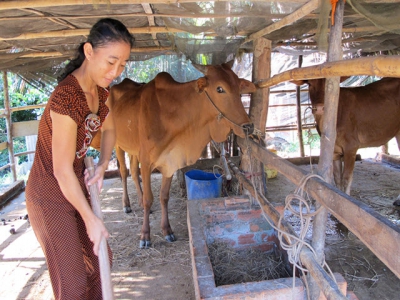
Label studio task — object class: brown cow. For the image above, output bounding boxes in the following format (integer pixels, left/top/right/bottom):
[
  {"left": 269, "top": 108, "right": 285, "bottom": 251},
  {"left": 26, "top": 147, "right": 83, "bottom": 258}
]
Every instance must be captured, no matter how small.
[
  {"left": 102, "top": 61, "right": 255, "bottom": 248},
  {"left": 293, "top": 77, "right": 400, "bottom": 195}
]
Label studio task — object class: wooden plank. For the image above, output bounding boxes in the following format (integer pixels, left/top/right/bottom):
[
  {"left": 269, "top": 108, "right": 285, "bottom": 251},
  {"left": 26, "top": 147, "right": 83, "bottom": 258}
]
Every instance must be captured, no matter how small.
[
  {"left": 243, "top": 0, "right": 319, "bottom": 45},
  {"left": 0, "top": 141, "right": 8, "bottom": 151},
  {"left": 12, "top": 120, "right": 39, "bottom": 137},
  {"left": 142, "top": 3, "right": 160, "bottom": 47},
  {"left": 238, "top": 137, "right": 400, "bottom": 279},
  {"left": 257, "top": 56, "right": 400, "bottom": 89}
]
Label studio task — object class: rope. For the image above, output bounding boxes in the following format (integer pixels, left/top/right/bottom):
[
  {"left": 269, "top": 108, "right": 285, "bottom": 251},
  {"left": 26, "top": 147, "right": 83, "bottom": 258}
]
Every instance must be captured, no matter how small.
[
  {"left": 243, "top": 133, "right": 337, "bottom": 300},
  {"left": 204, "top": 90, "right": 246, "bottom": 129}
]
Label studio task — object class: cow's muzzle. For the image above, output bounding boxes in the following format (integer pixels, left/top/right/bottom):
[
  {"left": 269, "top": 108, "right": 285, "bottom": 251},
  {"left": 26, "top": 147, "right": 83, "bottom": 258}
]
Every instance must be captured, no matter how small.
[{"left": 242, "top": 123, "right": 254, "bottom": 135}]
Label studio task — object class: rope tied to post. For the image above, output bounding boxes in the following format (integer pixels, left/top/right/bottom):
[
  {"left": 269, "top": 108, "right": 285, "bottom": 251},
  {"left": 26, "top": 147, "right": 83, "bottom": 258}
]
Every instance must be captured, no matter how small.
[{"left": 243, "top": 133, "right": 337, "bottom": 299}]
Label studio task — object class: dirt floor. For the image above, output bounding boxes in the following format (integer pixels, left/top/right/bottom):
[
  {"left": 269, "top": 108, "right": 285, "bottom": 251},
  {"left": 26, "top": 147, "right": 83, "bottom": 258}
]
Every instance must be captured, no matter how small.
[{"left": 1, "top": 157, "right": 400, "bottom": 299}]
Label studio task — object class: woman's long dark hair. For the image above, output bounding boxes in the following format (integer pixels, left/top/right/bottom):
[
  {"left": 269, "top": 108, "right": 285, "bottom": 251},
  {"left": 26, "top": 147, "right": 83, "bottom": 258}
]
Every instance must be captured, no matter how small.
[{"left": 57, "top": 18, "right": 134, "bottom": 82}]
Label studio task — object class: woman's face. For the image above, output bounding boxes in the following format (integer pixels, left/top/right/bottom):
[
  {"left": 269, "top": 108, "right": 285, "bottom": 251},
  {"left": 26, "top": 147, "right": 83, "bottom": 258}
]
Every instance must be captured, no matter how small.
[{"left": 86, "top": 41, "right": 131, "bottom": 88}]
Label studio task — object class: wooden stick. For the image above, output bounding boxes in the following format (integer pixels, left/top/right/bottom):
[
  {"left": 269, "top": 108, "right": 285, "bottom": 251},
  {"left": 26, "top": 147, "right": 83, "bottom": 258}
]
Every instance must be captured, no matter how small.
[{"left": 84, "top": 157, "right": 114, "bottom": 300}]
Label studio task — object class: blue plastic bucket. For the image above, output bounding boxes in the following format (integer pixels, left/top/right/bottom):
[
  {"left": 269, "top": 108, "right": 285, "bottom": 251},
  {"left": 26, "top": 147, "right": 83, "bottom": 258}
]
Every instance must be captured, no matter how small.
[{"left": 185, "top": 169, "right": 222, "bottom": 200}]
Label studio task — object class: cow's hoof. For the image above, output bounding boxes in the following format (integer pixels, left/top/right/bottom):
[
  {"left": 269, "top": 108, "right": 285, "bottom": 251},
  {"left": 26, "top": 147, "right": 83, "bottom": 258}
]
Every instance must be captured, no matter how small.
[
  {"left": 139, "top": 240, "right": 151, "bottom": 249},
  {"left": 165, "top": 233, "right": 176, "bottom": 243},
  {"left": 123, "top": 207, "right": 132, "bottom": 214}
]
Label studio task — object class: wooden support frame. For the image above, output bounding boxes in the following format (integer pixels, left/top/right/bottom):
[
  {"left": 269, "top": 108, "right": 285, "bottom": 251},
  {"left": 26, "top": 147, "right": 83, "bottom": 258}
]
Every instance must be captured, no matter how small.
[
  {"left": 238, "top": 137, "right": 400, "bottom": 280},
  {"left": 2, "top": 71, "right": 16, "bottom": 182},
  {"left": 257, "top": 56, "right": 400, "bottom": 89}
]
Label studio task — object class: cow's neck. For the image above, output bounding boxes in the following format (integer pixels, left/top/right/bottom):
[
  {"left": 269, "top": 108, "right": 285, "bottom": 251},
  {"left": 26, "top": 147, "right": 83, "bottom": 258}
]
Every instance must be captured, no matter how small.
[{"left": 155, "top": 91, "right": 226, "bottom": 176}]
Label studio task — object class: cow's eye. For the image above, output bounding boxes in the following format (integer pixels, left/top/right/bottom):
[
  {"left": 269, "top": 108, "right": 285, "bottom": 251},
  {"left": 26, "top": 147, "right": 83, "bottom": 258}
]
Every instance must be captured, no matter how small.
[{"left": 216, "top": 86, "right": 225, "bottom": 93}]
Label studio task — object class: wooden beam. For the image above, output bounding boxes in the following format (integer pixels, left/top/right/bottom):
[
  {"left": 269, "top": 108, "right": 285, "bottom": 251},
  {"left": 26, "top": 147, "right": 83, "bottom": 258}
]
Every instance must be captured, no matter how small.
[
  {"left": 12, "top": 120, "right": 40, "bottom": 137},
  {"left": 0, "top": 0, "right": 313, "bottom": 11},
  {"left": 238, "top": 137, "right": 400, "bottom": 279},
  {"left": 309, "top": 0, "right": 345, "bottom": 297},
  {"left": 0, "top": 12, "right": 287, "bottom": 22},
  {"left": 142, "top": 3, "right": 160, "bottom": 47},
  {"left": 0, "top": 27, "right": 185, "bottom": 41},
  {"left": 256, "top": 56, "right": 400, "bottom": 89},
  {"left": 243, "top": 0, "right": 319, "bottom": 45},
  {"left": 2, "top": 71, "right": 16, "bottom": 182}
]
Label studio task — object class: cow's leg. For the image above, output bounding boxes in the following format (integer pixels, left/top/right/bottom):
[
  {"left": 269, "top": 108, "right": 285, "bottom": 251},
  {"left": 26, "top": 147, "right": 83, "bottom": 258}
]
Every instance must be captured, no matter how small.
[
  {"left": 332, "top": 157, "right": 343, "bottom": 190},
  {"left": 342, "top": 150, "right": 357, "bottom": 195},
  {"left": 115, "top": 147, "right": 132, "bottom": 213},
  {"left": 160, "top": 175, "right": 176, "bottom": 242},
  {"left": 395, "top": 131, "right": 400, "bottom": 152},
  {"left": 129, "top": 155, "right": 143, "bottom": 208},
  {"left": 139, "top": 165, "right": 154, "bottom": 249}
]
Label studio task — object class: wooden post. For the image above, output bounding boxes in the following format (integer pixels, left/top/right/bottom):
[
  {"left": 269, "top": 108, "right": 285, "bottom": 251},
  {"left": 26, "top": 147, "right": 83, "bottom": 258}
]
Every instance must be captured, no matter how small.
[
  {"left": 309, "top": 1, "right": 345, "bottom": 299},
  {"left": 84, "top": 157, "right": 114, "bottom": 300},
  {"left": 2, "top": 71, "right": 17, "bottom": 182},
  {"left": 295, "top": 55, "right": 305, "bottom": 157},
  {"left": 241, "top": 37, "right": 271, "bottom": 201}
]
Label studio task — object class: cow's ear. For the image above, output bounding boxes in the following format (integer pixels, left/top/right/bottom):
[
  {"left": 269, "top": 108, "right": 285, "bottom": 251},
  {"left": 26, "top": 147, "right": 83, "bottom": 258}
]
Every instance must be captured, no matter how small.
[
  {"left": 240, "top": 79, "right": 257, "bottom": 94},
  {"left": 223, "top": 60, "right": 235, "bottom": 69},
  {"left": 193, "top": 63, "right": 208, "bottom": 75},
  {"left": 196, "top": 77, "right": 208, "bottom": 93},
  {"left": 291, "top": 80, "right": 308, "bottom": 86}
]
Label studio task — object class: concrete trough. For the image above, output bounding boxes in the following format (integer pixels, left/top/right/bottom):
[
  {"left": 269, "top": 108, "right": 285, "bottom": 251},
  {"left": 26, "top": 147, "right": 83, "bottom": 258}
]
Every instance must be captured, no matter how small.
[{"left": 187, "top": 196, "right": 307, "bottom": 299}]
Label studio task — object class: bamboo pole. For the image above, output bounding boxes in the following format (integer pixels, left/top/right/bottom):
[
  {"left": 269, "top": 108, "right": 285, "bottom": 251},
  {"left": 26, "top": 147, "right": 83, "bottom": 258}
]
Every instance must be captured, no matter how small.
[
  {"left": 295, "top": 55, "right": 305, "bottom": 157},
  {"left": 84, "top": 157, "right": 114, "bottom": 300},
  {"left": 257, "top": 55, "right": 400, "bottom": 89},
  {"left": 0, "top": 27, "right": 184, "bottom": 41},
  {"left": 2, "top": 71, "right": 17, "bottom": 182}
]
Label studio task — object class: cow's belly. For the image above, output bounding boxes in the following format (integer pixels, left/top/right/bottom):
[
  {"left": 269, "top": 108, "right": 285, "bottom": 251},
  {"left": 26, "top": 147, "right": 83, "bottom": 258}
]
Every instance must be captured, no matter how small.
[
  {"left": 156, "top": 146, "right": 202, "bottom": 177},
  {"left": 357, "top": 127, "right": 400, "bottom": 148}
]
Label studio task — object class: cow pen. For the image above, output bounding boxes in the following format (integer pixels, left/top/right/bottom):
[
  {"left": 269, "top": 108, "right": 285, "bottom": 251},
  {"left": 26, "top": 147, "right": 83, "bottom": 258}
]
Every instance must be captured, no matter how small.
[{"left": 1, "top": 0, "right": 400, "bottom": 299}]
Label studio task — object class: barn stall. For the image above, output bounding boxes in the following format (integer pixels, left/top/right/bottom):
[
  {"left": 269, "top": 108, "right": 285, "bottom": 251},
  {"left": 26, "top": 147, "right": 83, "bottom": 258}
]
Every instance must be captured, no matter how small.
[{"left": 0, "top": 0, "right": 400, "bottom": 299}]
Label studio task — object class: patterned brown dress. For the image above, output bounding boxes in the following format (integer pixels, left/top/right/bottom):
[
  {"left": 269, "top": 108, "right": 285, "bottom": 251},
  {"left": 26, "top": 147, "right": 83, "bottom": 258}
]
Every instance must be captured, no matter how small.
[{"left": 26, "top": 74, "right": 111, "bottom": 300}]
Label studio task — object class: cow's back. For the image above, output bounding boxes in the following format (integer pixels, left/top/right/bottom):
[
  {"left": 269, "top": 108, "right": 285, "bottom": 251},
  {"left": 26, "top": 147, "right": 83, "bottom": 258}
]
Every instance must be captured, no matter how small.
[{"left": 336, "top": 78, "right": 400, "bottom": 148}]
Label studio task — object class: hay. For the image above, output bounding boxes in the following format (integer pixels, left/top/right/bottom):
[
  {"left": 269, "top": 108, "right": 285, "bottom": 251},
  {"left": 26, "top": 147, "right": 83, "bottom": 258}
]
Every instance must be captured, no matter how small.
[
  {"left": 207, "top": 240, "right": 291, "bottom": 287},
  {"left": 103, "top": 173, "right": 192, "bottom": 272}
]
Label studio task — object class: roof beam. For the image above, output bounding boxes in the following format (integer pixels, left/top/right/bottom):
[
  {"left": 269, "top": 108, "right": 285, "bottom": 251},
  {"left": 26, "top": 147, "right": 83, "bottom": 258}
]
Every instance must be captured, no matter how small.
[
  {"left": 243, "top": 0, "right": 319, "bottom": 45},
  {"left": 243, "top": 0, "right": 320, "bottom": 44},
  {"left": 0, "top": 27, "right": 185, "bottom": 41},
  {"left": 142, "top": 3, "right": 160, "bottom": 47},
  {"left": 0, "top": 0, "right": 313, "bottom": 11},
  {"left": 2, "top": 46, "right": 175, "bottom": 59}
]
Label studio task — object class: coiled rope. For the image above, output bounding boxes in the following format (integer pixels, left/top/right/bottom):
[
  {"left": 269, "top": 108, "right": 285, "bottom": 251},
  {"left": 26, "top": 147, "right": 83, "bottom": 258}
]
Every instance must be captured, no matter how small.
[{"left": 243, "top": 132, "right": 337, "bottom": 300}]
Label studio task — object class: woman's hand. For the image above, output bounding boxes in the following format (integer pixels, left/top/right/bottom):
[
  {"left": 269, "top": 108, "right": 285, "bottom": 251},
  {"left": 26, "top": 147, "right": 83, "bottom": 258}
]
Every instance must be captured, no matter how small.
[
  {"left": 84, "top": 162, "right": 107, "bottom": 193},
  {"left": 85, "top": 214, "right": 110, "bottom": 256}
]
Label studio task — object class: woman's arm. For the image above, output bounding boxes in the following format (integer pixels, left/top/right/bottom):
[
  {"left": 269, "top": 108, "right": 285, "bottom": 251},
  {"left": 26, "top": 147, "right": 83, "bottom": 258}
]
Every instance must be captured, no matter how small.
[{"left": 51, "top": 110, "right": 109, "bottom": 256}]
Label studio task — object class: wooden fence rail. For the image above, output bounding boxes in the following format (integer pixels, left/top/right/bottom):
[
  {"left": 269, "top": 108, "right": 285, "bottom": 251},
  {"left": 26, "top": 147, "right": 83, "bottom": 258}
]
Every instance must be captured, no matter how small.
[{"left": 237, "top": 137, "right": 400, "bottom": 279}]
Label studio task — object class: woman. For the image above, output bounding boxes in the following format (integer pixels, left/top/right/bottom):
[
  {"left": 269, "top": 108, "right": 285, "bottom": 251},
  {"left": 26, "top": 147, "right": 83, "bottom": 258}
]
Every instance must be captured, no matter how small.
[{"left": 26, "top": 18, "right": 134, "bottom": 299}]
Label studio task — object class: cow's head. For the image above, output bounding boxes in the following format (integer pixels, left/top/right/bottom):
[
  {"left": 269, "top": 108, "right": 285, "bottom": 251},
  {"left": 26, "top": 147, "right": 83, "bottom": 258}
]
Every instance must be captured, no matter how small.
[
  {"left": 193, "top": 61, "right": 256, "bottom": 141},
  {"left": 291, "top": 76, "right": 350, "bottom": 107}
]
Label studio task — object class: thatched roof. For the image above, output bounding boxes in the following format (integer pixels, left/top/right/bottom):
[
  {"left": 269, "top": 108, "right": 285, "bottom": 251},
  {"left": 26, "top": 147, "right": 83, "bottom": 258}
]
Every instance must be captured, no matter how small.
[{"left": 1, "top": 0, "right": 399, "bottom": 81}]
